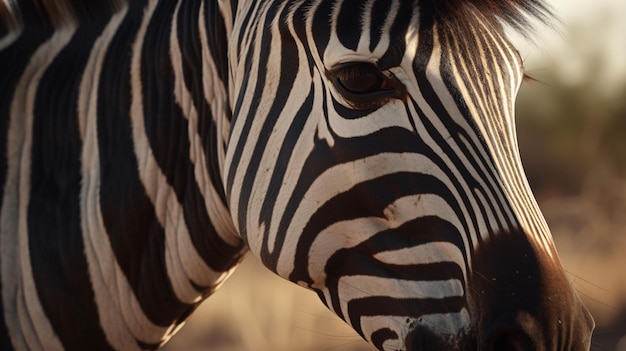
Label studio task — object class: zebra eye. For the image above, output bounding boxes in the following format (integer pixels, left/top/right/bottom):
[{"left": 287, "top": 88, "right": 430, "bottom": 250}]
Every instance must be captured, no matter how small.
[
  {"left": 334, "top": 63, "right": 386, "bottom": 93},
  {"left": 329, "top": 62, "right": 402, "bottom": 110}
]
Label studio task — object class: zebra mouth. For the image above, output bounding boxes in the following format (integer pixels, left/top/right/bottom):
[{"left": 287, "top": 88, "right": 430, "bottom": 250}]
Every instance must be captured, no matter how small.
[{"left": 403, "top": 324, "right": 471, "bottom": 351}]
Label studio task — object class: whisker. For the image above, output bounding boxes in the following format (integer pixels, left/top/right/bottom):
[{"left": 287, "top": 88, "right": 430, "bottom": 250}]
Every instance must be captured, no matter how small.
[{"left": 566, "top": 270, "right": 609, "bottom": 292}]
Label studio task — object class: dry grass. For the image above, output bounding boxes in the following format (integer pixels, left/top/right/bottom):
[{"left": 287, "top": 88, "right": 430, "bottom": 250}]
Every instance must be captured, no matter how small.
[{"left": 161, "top": 255, "right": 374, "bottom": 351}]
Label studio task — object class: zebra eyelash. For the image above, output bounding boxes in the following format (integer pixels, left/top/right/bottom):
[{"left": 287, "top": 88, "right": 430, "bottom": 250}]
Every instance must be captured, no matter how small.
[{"left": 327, "top": 62, "right": 406, "bottom": 111}]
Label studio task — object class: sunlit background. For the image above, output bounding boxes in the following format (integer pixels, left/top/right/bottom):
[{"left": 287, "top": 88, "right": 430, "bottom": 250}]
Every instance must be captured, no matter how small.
[{"left": 163, "top": 1, "right": 626, "bottom": 350}]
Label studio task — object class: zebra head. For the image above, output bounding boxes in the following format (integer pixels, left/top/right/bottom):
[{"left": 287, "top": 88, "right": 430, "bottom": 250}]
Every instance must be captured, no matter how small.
[{"left": 224, "top": 0, "right": 594, "bottom": 350}]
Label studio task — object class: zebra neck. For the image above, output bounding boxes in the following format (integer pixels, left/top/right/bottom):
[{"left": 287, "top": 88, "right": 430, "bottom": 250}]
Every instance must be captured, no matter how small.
[{"left": 0, "top": 0, "right": 247, "bottom": 349}]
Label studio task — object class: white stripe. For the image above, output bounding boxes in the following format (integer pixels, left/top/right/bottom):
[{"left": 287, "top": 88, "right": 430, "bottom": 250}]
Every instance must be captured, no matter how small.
[
  {"left": 1, "top": 26, "right": 75, "bottom": 351},
  {"left": 130, "top": 0, "right": 232, "bottom": 309},
  {"left": 359, "top": 0, "right": 400, "bottom": 58},
  {"left": 0, "top": 27, "right": 20, "bottom": 51},
  {"left": 406, "top": 23, "right": 514, "bottom": 245},
  {"left": 202, "top": 1, "right": 238, "bottom": 184},
  {"left": 473, "top": 18, "right": 555, "bottom": 253},
  {"left": 224, "top": 1, "right": 273, "bottom": 232},
  {"left": 307, "top": 194, "right": 467, "bottom": 288},
  {"left": 462, "top": 23, "right": 525, "bottom": 231},
  {"left": 426, "top": 26, "right": 512, "bottom": 239},
  {"left": 323, "top": 0, "right": 399, "bottom": 68},
  {"left": 337, "top": 275, "right": 464, "bottom": 327},
  {"left": 303, "top": 0, "right": 336, "bottom": 148},
  {"left": 241, "top": 0, "right": 326, "bottom": 256},
  {"left": 373, "top": 241, "right": 467, "bottom": 272},
  {"left": 275, "top": 153, "right": 468, "bottom": 279},
  {"left": 254, "top": 3, "right": 323, "bottom": 257},
  {"left": 359, "top": 309, "right": 471, "bottom": 348},
  {"left": 166, "top": 0, "right": 226, "bottom": 304},
  {"left": 398, "top": 38, "right": 485, "bottom": 251},
  {"left": 326, "top": 100, "right": 414, "bottom": 138},
  {"left": 446, "top": 20, "right": 520, "bottom": 230},
  {"left": 338, "top": 275, "right": 464, "bottom": 302},
  {"left": 77, "top": 6, "right": 162, "bottom": 350},
  {"left": 360, "top": 315, "right": 403, "bottom": 350},
  {"left": 198, "top": 2, "right": 243, "bottom": 246},
  {"left": 445, "top": 17, "right": 556, "bottom": 256},
  {"left": 0, "top": 0, "right": 21, "bottom": 50}
]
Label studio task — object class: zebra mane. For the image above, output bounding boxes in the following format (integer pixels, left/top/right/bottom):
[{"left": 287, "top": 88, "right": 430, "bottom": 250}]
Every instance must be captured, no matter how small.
[
  {"left": 425, "top": 0, "right": 554, "bottom": 34},
  {"left": 2, "top": 0, "right": 553, "bottom": 33}
]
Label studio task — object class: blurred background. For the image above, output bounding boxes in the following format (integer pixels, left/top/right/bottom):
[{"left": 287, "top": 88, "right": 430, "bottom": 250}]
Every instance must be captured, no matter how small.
[{"left": 163, "top": 1, "right": 626, "bottom": 350}]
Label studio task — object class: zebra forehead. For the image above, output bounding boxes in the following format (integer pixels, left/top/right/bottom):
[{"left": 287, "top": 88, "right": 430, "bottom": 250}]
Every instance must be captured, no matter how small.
[{"left": 2, "top": 0, "right": 551, "bottom": 34}]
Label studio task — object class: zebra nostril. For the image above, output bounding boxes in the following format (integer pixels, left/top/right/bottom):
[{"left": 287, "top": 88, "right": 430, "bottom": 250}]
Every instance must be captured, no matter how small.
[
  {"left": 492, "top": 332, "right": 523, "bottom": 351},
  {"left": 490, "top": 330, "right": 528, "bottom": 351}
]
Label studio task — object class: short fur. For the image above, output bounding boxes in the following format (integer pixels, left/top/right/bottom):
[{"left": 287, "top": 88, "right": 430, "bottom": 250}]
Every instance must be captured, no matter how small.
[{"left": 430, "top": 0, "right": 552, "bottom": 31}]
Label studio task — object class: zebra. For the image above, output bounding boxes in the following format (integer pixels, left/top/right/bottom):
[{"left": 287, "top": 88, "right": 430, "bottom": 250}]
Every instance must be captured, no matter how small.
[{"left": 0, "top": 0, "right": 594, "bottom": 350}]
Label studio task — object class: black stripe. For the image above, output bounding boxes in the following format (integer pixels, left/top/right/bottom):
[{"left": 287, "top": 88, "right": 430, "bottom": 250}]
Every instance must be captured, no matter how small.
[
  {"left": 178, "top": 0, "right": 228, "bottom": 208},
  {"left": 233, "top": 0, "right": 284, "bottom": 240},
  {"left": 258, "top": 90, "right": 313, "bottom": 265},
  {"left": 97, "top": 0, "right": 190, "bottom": 329},
  {"left": 27, "top": 18, "right": 112, "bottom": 350},
  {"left": 371, "top": 328, "right": 398, "bottom": 350},
  {"left": 368, "top": 0, "right": 392, "bottom": 52},
  {"left": 0, "top": 8, "right": 54, "bottom": 348},
  {"left": 435, "top": 25, "right": 518, "bottom": 233},
  {"left": 290, "top": 172, "right": 467, "bottom": 284},
  {"left": 310, "top": 0, "right": 334, "bottom": 61},
  {"left": 326, "top": 258, "right": 465, "bottom": 322},
  {"left": 0, "top": 17, "right": 7, "bottom": 38},
  {"left": 235, "top": 0, "right": 263, "bottom": 63},
  {"left": 225, "top": 6, "right": 262, "bottom": 196},
  {"left": 202, "top": 0, "right": 230, "bottom": 87},
  {"left": 330, "top": 94, "right": 383, "bottom": 119},
  {"left": 228, "top": 0, "right": 239, "bottom": 16},
  {"left": 8, "top": 0, "right": 51, "bottom": 27},
  {"left": 408, "top": 97, "right": 482, "bottom": 246},
  {"left": 271, "top": 126, "right": 416, "bottom": 273},
  {"left": 328, "top": 244, "right": 468, "bottom": 286},
  {"left": 336, "top": 0, "right": 362, "bottom": 51},
  {"left": 449, "top": 21, "right": 537, "bottom": 234},
  {"left": 260, "top": 89, "right": 315, "bottom": 271},
  {"left": 232, "top": 1, "right": 300, "bottom": 249},
  {"left": 319, "top": 217, "right": 468, "bottom": 326},
  {"left": 278, "top": 125, "right": 470, "bottom": 276},
  {"left": 288, "top": 0, "right": 317, "bottom": 77},
  {"left": 144, "top": 0, "right": 243, "bottom": 274},
  {"left": 378, "top": 0, "right": 414, "bottom": 69},
  {"left": 227, "top": 1, "right": 288, "bottom": 237},
  {"left": 253, "top": 3, "right": 314, "bottom": 265},
  {"left": 323, "top": 217, "right": 468, "bottom": 308},
  {"left": 348, "top": 295, "right": 466, "bottom": 336},
  {"left": 407, "top": 27, "right": 484, "bottom": 244}
]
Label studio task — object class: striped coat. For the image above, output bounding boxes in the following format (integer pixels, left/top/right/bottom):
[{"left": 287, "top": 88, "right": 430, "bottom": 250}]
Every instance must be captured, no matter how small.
[{"left": 0, "top": 0, "right": 593, "bottom": 350}]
